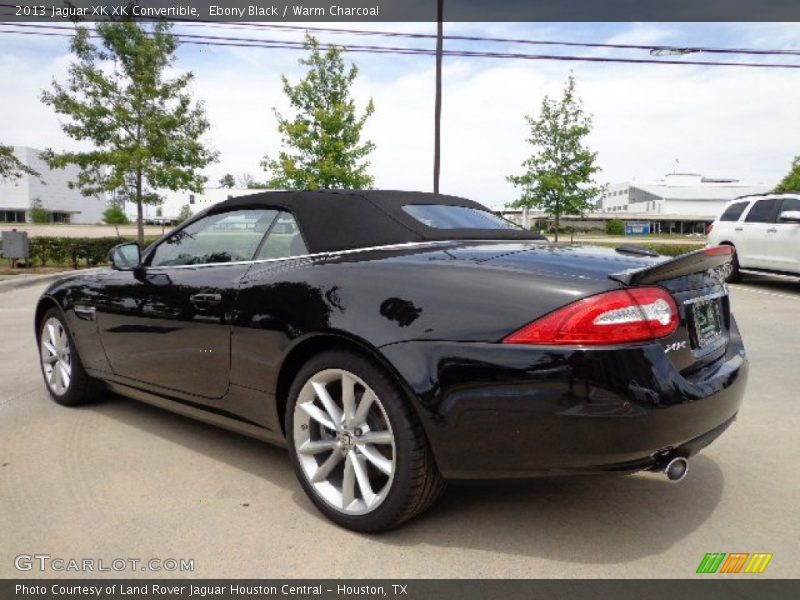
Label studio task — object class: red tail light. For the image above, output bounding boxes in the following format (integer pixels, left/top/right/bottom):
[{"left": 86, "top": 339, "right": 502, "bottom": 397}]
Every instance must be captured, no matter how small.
[
  {"left": 502, "top": 287, "right": 679, "bottom": 346},
  {"left": 706, "top": 224, "right": 714, "bottom": 235}
]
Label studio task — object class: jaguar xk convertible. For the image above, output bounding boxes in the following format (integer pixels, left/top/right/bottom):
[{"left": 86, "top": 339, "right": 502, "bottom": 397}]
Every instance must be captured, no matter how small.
[{"left": 35, "top": 190, "right": 748, "bottom": 531}]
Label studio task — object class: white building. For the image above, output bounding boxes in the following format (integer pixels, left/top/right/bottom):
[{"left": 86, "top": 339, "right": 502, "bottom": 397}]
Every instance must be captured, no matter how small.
[
  {"left": 599, "top": 173, "right": 770, "bottom": 218},
  {"left": 135, "top": 187, "right": 264, "bottom": 223},
  {"left": 0, "top": 147, "right": 104, "bottom": 224}
]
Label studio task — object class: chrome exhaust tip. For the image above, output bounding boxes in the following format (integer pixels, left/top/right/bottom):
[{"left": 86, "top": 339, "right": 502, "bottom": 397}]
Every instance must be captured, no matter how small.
[{"left": 664, "top": 457, "right": 689, "bottom": 482}]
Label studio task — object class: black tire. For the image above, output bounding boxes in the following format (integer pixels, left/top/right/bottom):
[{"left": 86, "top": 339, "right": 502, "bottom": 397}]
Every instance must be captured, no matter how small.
[
  {"left": 37, "top": 307, "right": 101, "bottom": 407},
  {"left": 726, "top": 246, "right": 743, "bottom": 283},
  {"left": 286, "top": 349, "right": 445, "bottom": 532}
]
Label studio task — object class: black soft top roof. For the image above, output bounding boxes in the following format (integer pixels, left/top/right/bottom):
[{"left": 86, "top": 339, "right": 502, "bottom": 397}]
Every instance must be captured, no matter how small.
[{"left": 208, "top": 190, "right": 544, "bottom": 253}]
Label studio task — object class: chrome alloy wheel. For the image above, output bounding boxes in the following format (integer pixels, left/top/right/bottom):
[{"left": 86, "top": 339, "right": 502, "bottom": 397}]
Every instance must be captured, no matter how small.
[
  {"left": 40, "top": 316, "right": 72, "bottom": 396},
  {"left": 293, "top": 368, "right": 396, "bottom": 515}
]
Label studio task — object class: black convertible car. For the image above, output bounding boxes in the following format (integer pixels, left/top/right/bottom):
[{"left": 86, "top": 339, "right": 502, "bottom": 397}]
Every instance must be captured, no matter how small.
[{"left": 35, "top": 190, "right": 747, "bottom": 531}]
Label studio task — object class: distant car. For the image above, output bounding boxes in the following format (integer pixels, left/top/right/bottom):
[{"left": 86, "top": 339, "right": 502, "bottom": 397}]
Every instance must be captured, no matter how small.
[
  {"left": 35, "top": 191, "right": 747, "bottom": 532},
  {"left": 707, "top": 193, "right": 800, "bottom": 281}
]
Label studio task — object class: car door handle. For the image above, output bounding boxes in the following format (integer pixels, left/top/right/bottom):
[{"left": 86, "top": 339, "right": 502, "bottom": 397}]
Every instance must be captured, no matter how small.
[
  {"left": 766, "top": 227, "right": 778, "bottom": 233},
  {"left": 190, "top": 293, "right": 222, "bottom": 306},
  {"left": 734, "top": 227, "right": 743, "bottom": 231}
]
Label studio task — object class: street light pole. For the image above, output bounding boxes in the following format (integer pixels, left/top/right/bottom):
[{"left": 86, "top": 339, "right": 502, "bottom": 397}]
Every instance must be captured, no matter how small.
[{"left": 433, "top": 0, "right": 444, "bottom": 194}]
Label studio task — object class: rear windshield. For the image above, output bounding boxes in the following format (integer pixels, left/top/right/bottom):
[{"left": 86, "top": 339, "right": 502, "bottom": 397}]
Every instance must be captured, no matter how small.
[
  {"left": 403, "top": 204, "right": 520, "bottom": 230},
  {"left": 719, "top": 201, "right": 749, "bottom": 222}
]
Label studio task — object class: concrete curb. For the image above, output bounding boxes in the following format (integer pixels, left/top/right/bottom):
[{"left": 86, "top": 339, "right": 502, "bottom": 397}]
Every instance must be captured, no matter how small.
[{"left": 0, "top": 268, "right": 104, "bottom": 293}]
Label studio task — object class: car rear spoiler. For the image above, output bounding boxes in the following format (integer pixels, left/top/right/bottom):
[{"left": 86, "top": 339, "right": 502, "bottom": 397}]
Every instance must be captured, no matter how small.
[{"left": 609, "top": 246, "right": 734, "bottom": 286}]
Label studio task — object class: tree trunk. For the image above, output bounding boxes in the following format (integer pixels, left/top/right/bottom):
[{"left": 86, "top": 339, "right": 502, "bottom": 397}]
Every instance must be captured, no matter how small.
[
  {"left": 554, "top": 214, "right": 560, "bottom": 242},
  {"left": 136, "top": 168, "right": 144, "bottom": 247}
]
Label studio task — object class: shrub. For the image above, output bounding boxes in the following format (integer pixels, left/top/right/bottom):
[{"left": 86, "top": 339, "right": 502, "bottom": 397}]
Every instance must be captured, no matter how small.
[
  {"left": 606, "top": 219, "right": 625, "bottom": 235},
  {"left": 27, "top": 236, "right": 159, "bottom": 268},
  {"left": 102, "top": 205, "right": 129, "bottom": 225},
  {"left": 30, "top": 198, "right": 49, "bottom": 223}
]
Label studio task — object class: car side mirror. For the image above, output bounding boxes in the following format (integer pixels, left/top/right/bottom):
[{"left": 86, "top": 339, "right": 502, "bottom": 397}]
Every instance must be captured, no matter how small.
[
  {"left": 778, "top": 210, "right": 800, "bottom": 224},
  {"left": 108, "top": 242, "right": 141, "bottom": 271}
]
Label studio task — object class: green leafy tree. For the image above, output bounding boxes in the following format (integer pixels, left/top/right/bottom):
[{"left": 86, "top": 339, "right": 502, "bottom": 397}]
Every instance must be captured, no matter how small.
[
  {"left": 102, "top": 203, "right": 129, "bottom": 225},
  {"left": 30, "top": 198, "right": 49, "bottom": 223},
  {"left": 0, "top": 144, "right": 39, "bottom": 181},
  {"left": 41, "top": 22, "right": 218, "bottom": 246},
  {"left": 175, "top": 204, "right": 193, "bottom": 224},
  {"left": 261, "top": 35, "right": 376, "bottom": 190},
  {"left": 507, "top": 74, "right": 603, "bottom": 241},
  {"left": 774, "top": 156, "right": 800, "bottom": 193},
  {"left": 218, "top": 173, "right": 236, "bottom": 188}
]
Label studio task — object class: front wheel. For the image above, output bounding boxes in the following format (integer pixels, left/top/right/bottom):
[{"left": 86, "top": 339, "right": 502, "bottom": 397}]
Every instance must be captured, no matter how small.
[
  {"left": 38, "top": 307, "right": 100, "bottom": 406},
  {"left": 286, "top": 350, "right": 444, "bottom": 532}
]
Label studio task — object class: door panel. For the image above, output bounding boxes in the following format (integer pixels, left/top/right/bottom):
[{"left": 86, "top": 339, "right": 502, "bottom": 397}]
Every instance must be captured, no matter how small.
[
  {"left": 766, "top": 197, "right": 800, "bottom": 273},
  {"left": 97, "top": 265, "right": 249, "bottom": 398},
  {"left": 737, "top": 198, "right": 780, "bottom": 269}
]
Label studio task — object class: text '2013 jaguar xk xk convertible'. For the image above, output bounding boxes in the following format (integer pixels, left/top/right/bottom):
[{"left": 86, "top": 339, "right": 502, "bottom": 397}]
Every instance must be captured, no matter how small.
[{"left": 35, "top": 190, "right": 747, "bottom": 531}]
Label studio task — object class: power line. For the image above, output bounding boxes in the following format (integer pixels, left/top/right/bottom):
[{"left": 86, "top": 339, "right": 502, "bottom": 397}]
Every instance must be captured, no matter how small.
[
  {"left": 173, "top": 19, "right": 800, "bottom": 58},
  {"left": 2, "top": 22, "right": 800, "bottom": 69},
  {"left": 2, "top": 6, "right": 800, "bottom": 58}
]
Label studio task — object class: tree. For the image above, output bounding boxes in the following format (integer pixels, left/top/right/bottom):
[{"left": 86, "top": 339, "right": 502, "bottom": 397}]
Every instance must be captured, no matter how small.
[
  {"left": 175, "top": 204, "right": 193, "bottom": 224},
  {"left": 30, "top": 198, "right": 49, "bottom": 223},
  {"left": 102, "top": 204, "right": 129, "bottom": 225},
  {"left": 774, "top": 156, "right": 800, "bottom": 193},
  {"left": 507, "top": 74, "right": 603, "bottom": 241},
  {"left": 238, "top": 172, "right": 269, "bottom": 189},
  {"left": 0, "top": 144, "right": 39, "bottom": 181},
  {"left": 219, "top": 173, "right": 236, "bottom": 188},
  {"left": 261, "top": 35, "right": 376, "bottom": 190},
  {"left": 41, "top": 22, "right": 218, "bottom": 246}
]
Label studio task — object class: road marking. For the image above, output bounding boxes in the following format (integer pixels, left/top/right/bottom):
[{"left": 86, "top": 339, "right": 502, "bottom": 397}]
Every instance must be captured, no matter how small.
[{"left": 729, "top": 285, "right": 799, "bottom": 301}]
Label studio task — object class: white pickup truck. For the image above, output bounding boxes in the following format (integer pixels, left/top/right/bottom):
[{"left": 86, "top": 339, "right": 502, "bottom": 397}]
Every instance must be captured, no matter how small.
[{"left": 707, "top": 193, "right": 800, "bottom": 281}]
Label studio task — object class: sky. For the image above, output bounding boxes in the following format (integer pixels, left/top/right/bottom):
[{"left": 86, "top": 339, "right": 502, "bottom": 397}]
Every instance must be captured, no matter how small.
[{"left": 1, "top": 21, "right": 799, "bottom": 209}]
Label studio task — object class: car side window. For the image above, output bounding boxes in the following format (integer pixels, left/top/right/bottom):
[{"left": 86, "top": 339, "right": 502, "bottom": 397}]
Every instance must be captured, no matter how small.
[
  {"left": 744, "top": 199, "right": 780, "bottom": 223},
  {"left": 719, "top": 201, "right": 748, "bottom": 222},
  {"left": 149, "top": 209, "right": 278, "bottom": 267},
  {"left": 780, "top": 197, "right": 800, "bottom": 214},
  {"left": 254, "top": 212, "right": 308, "bottom": 260}
]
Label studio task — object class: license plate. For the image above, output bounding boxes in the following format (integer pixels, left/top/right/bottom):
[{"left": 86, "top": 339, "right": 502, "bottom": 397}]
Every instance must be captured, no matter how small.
[{"left": 692, "top": 299, "right": 722, "bottom": 347}]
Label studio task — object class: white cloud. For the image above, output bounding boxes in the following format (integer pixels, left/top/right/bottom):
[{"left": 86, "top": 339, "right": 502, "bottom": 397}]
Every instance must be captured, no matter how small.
[{"left": 2, "top": 23, "right": 799, "bottom": 209}]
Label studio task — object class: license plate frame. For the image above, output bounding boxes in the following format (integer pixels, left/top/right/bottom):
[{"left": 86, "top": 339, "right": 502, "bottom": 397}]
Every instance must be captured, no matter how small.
[{"left": 692, "top": 298, "right": 723, "bottom": 348}]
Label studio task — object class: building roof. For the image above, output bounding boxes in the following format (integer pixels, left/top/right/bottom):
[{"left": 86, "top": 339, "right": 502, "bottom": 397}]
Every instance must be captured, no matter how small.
[
  {"left": 208, "top": 190, "right": 544, "bottom": 252},
  {"left": 634, "top": 183, "right": 770, "bottom": 201}
]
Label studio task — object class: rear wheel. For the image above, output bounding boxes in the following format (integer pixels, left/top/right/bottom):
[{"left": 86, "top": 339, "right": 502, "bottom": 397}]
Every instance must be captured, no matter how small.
[
  {"left": 725, "top": 245, "right": 743, "bottom": 283},
  {"left": 286, "top": 350, "right": 444, "bottom": 532},
  {"left": 38, "top": 308, "right": 100, "bottom": 406}
]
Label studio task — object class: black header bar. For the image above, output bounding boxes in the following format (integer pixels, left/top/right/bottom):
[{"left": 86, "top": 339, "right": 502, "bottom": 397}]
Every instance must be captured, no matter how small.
[{"left": 2, "top": 0, "right": 800, "bottom": 22}]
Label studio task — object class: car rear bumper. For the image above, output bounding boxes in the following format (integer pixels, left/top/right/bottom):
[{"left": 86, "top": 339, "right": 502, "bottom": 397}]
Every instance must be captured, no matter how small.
[{"left": 379, "top": 324, "right": 748, "bottom": 480}]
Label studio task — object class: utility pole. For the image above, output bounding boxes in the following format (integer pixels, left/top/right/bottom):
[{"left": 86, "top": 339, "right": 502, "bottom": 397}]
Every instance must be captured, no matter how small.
[{"left": 433, "top": 0, "right": 443, "bottom": 194}]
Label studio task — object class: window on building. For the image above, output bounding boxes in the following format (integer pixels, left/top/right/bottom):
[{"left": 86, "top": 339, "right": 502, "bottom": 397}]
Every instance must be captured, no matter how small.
[
  {"left": 0, "top": 210, "right": 26, "bottom": 223},
  {"left": 189, "top": 194, "right": 196, "bottom": 205},
  {"left": 744, "top": 198, "right": 780, "bottom": 223},
  {"left": 719, "top": 201, "right": 749, "bottom": 222}
]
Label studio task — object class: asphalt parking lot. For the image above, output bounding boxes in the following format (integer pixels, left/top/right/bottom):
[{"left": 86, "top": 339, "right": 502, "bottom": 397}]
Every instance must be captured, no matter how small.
[{"left": 1, "top": 277, "right": 798, "bottom": 579}]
